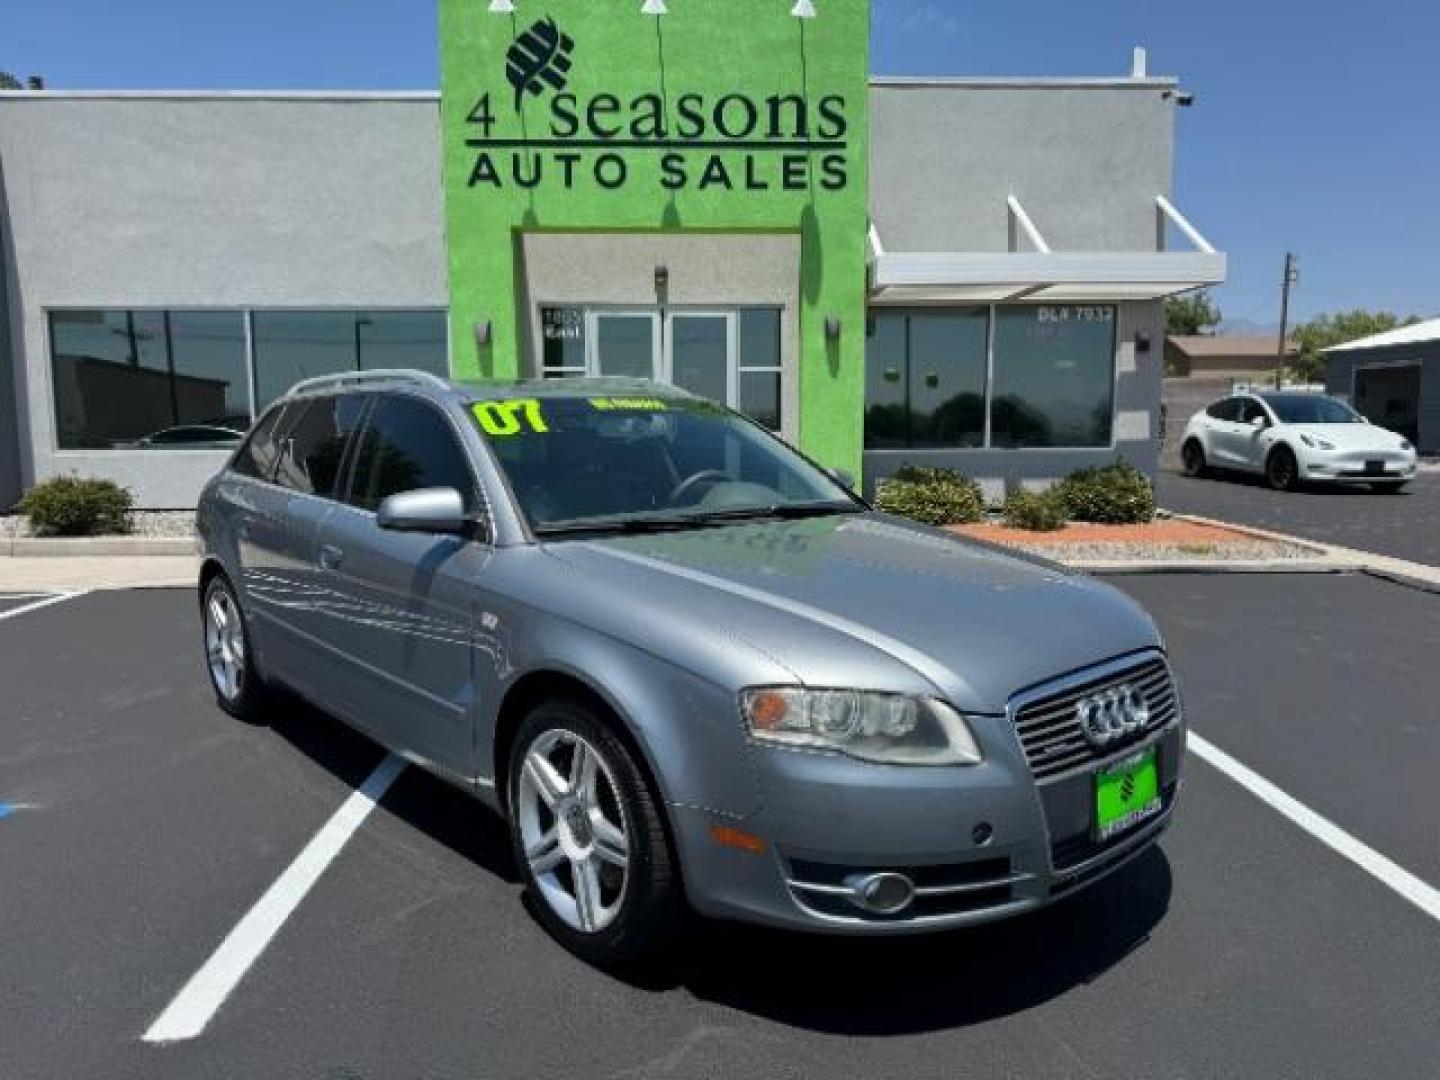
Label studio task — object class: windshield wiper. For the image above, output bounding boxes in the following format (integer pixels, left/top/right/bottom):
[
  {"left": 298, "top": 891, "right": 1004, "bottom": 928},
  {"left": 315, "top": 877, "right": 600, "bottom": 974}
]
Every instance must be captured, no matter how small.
[
  {"left": 679, "top": 502, "right": 863, "bottom": 524},
  {"left": 533, "top": 516, "right": 706, "bottom": 538}
]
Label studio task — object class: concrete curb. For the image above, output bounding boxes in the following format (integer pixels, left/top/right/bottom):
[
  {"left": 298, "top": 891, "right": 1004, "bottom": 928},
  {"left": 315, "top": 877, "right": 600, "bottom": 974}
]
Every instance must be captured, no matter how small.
[{"left": 2, "top": 536, "right": 198, "bottom": 557}]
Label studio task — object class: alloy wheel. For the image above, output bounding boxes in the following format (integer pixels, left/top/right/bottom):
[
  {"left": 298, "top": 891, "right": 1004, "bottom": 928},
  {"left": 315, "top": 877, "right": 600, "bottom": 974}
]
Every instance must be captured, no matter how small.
[
  {"left": 517, "top": 729, "right": 631, "bottom": 934},
  {"left": 204, "top": 579, "right": 246, "bottom": 703}
]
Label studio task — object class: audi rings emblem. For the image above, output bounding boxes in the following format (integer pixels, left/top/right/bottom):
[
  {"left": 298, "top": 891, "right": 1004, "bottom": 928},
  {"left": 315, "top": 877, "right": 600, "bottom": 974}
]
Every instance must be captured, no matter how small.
[{"left": 1076, "top": 684, "right": 1150, "bottom": 748}]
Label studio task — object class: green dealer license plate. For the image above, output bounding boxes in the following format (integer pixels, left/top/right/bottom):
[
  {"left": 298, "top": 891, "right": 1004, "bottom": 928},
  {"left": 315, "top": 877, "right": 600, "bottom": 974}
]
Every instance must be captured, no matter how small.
[{"left": 1094, "top": 748, "right": 1162, "bottom": 841}]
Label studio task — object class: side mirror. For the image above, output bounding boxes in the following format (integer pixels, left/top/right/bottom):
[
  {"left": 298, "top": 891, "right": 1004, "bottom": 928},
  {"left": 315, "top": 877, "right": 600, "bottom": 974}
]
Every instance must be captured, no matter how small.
[
  {"left": 827, "top": 467, "right": 856, "bottom": 491},
  {"left": 1250, "top": 415, "right": 1268, "bottom": 429},
  {"left": 377, "top": 487, "right": 471, "bottom": 536}
]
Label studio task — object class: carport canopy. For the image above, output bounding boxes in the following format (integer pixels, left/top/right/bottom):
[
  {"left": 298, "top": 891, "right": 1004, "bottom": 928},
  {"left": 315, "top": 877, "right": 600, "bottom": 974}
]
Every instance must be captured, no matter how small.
[{"left": 868, "top": 195, "right": 1227, "bottom": 304}]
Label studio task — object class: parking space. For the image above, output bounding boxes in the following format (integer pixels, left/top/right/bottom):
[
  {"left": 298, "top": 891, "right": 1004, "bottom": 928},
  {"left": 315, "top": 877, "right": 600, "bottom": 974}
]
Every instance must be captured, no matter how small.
[
  {"left": 3, "top": 582, "right": 1438, "bottom": 1079},
  {"left": 0, "top": 591, "right": 70, "bottom": 617},
  {"left": 1158, "top": 469, "right": 1440, "bottom": 566}
]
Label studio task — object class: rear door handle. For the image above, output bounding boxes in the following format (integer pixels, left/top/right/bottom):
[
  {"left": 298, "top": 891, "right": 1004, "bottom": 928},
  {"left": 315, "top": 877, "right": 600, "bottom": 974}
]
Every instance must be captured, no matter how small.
[{"left": 319, "top": 543, "right": 344, "bottom": 571}]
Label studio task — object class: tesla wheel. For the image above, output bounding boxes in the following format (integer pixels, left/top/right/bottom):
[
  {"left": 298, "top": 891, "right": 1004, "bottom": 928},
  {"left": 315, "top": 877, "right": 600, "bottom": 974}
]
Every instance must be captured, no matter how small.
[
  {"left": 509, "top": 700, "right": 681, "bottom": 967},
  {"left": 1180, "top": 439, "right": 1208, "bottom": 478},
  {"left": 202, "top": 573, "right": 266, "bottom": 721},
  {"left": 1371, "top": 482, "right": 1408, "bottom": 494},
  {"left": 1266, "top": 446, "right": 1299, "bottom": 491}
]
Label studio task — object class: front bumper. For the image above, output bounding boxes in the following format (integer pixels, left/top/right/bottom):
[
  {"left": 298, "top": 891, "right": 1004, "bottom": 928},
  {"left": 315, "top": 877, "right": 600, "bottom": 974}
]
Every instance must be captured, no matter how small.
[
  {"left": 672, "top": 655, "right": 1184, "bottom": 934},
  {"left": 1300, "top": 448, "right": 1417, "bottom": 482}
]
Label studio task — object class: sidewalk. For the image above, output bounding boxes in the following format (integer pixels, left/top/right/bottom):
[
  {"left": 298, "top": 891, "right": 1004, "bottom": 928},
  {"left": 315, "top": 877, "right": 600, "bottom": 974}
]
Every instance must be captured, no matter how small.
[{"left": 0, "top": 556, "right": 199, "bottom": 592}]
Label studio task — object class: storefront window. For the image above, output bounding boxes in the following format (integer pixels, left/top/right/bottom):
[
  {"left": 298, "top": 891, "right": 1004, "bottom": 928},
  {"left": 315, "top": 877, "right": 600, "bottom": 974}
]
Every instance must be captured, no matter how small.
[
  {"left": 865, "top": 305, "right": 1116, "bottom": 450},
  {"left": 252, "top": 310, "right": 447, "bottom": 410},
  {"left": 991, "top": 306, "right": 1116, "bottom": 448},
  {"left": 541, "top": 307, "right": 586, "bottom": 378},
  {"left": 50, "top": 310, "right": 249, "bottom": 450},
  {"left": 738, "top": 308, "right": 782, "bottom": 431},
  {"left": 864, "top": 310, "right": 987, "bottom": 449}
]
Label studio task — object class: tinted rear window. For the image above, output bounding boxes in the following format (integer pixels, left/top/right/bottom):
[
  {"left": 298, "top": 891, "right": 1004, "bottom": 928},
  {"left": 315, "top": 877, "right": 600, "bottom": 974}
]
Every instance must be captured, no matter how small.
[
  {"left": 273, "top": 395, "right": 368, "bottom": 497},
  {"left": 231, "top": 405, "right": 288, "bottom": 481}
]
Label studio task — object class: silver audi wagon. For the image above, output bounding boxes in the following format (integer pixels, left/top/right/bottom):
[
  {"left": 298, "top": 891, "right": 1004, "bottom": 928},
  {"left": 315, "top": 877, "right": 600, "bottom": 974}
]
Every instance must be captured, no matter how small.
[{"left": 196, "top": 370, "right": 1183, "bottom": 965}]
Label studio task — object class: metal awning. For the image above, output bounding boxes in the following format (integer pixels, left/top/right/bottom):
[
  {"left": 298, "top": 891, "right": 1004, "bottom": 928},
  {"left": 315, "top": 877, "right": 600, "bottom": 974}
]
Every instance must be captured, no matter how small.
[{"left": 869, "top": 196, "right": 1226, "bottom": 305}]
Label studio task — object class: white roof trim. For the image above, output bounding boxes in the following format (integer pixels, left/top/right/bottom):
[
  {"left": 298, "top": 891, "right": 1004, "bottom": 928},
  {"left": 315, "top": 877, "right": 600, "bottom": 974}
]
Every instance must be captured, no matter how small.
[
  {"left": 1156, "top": 195, "right": 1216, "bottom": 254},
  {"left": 0, "top": 90, "right": 441, "bottom": 102},
  {"left": 1321, "top": 317, "right": 1440, "bottom": 354},
  {"left": 871, "top": 251, "right": 1227, "bottom": 305}
]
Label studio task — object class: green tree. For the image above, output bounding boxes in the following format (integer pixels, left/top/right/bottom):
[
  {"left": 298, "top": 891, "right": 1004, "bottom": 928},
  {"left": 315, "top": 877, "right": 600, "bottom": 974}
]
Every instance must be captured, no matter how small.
[
  {"left": 1290, "top": 309, "right": 1422, "bottom": 383},
  {"left": 1164, "top": 289, "right": 1221, "bottom": 337},
  {"left": 0, "top": 72, "right": 44, "bottom": 89}
]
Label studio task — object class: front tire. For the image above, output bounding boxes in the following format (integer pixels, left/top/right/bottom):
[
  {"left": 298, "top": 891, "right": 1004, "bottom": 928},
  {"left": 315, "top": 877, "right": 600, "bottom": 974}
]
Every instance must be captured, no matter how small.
[
  {"left": 1180, "top": 439, "right": 1209, "bottom": 478},
  {"left": 1266, "top": 446, "right": 1300, "bottom": 491},
  {"left": 201, "top": 573, "right": 267, "bottom": 721},
  {"left": 508, "top": 700, "right": 681, "bottom": 967}
]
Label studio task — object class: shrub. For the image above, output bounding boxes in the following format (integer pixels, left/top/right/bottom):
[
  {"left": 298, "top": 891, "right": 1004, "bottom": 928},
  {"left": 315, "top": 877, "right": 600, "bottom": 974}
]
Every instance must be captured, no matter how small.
[
  {"left": 874, "top": 466, "right": 985, "bottom": 527},
  {"left": 1002, "top": 488, "right": 1069, "bottom": 532},
  {"left": 1055, "top": 463, "right": 1156, "bottom": 525},
  {"left": 19, "top": 476, "right": 133, "bottom": 536}
]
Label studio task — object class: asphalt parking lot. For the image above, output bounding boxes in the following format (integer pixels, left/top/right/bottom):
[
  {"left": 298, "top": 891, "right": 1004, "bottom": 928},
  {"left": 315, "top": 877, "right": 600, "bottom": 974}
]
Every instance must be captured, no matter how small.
[
  {"left": 3, "top": 579, "right": 1438, "bottom": 1080},
  {"left": 1158, "top": 468, "right": 1440, "bottom": 566}
]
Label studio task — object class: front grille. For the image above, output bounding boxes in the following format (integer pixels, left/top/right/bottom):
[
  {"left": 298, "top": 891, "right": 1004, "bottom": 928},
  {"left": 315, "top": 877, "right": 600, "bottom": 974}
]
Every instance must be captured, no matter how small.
[{"left": 1012, "top": 658, "right": 1178, "bottom": 782}]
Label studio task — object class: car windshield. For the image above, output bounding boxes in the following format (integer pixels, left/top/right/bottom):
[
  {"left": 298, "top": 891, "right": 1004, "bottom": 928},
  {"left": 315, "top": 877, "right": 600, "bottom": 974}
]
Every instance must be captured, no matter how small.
[
  {"left": 1260, "top": 394, "right": 1362, "bottom": 425},
  {"left": 469, "top": 392, "right": 860, "bottom": 534}
]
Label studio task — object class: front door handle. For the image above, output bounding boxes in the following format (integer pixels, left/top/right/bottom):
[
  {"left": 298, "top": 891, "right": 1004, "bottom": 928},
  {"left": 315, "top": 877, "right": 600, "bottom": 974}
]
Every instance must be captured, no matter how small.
[{"left": 319, "top": 543, "right": 344, "bottom": 571}]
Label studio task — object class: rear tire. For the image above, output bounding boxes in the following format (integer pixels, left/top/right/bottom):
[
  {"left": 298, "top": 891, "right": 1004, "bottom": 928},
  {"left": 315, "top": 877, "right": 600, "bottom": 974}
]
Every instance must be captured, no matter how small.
[
  {"left": 508, "top": 699, "right": 682, "bottom": 968},
  {"left": 1266, "top": 446, "right": 1299, "bottom": 491},
  {"left": 201, "top": 573, "right": 268, "bottom": 722},
  {"left": 1180, "top": 439, "right": 1208, "bottom": 478}
]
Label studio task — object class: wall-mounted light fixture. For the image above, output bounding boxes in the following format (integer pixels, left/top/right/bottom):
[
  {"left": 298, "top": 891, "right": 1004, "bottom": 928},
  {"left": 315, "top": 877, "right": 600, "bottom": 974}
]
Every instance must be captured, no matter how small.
[
  {"left": 474, "top": 320, "right": 493, "bottom": 348},
  {"left": 791, "top": 0, "right": 818, "bottom": 17},
  {"left": 641, "top": 0, "right": 669, "bottom": 13},
  {"left": 654, "top": 265, "right": 670, "bottom": 291},
  {"left": 487, "top": 0, "right": 515, "bottom": 13},
  {"left": 825, "top": 316, "right": 842, "bottom": 341},
  {"left": 1134, "top": 330, "right": 1152, "bottom": 354}
]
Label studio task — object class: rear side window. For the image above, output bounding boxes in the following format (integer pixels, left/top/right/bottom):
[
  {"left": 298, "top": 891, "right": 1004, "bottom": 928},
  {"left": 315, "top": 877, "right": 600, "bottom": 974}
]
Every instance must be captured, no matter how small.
[
  {"left": 231, "top": 405, "right": 288, "bottom": 481},
  {"left": 1238, "top": 398, "right": 1268, "bottom": 424},
  {"left": 273, "top": 394, "right": 368, "bottom": 497},
  {"left": 347, "top": 396, "right": 477, "bottom": 512},
  {"left": 1206, "top": 398, "right": 1240, "bottom": 421}
]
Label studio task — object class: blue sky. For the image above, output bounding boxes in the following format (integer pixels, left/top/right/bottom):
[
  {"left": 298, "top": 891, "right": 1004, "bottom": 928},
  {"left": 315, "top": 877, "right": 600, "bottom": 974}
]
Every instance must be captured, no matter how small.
[{"left": 4, "top": 0, "right": 1436, "bottom": 325}]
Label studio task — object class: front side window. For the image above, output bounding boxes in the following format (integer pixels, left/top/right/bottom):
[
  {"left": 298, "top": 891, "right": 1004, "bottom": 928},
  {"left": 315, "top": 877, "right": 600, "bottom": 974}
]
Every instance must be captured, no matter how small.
[
  {"left": 1238, "top": 398, "right": 1269, "bottom": 424},
  {"left": 252, "top": 310, "right": 447, "bottom": 411},
  {"left": 50, "top": 310, "right": 249, "bottom": 449},
  {"left": 273, "top": 395, "right": 367, "bottom": 497},
  {"left": 348, "top": 396, "right": 477, "bottom": 512},
  {"left": 990, "top": 307, "right": 1116, "bottom": 448},
  {"left": 1206, "top": 398, "right": 1241, "bottom": 421},
  {"left": 474, "top": 395, "right": 852, "bottom": 533}
]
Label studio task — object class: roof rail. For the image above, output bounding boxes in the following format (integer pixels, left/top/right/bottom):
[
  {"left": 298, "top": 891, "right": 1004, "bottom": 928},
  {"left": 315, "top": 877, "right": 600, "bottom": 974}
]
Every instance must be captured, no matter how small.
[{"left": 284, "top": 369, "right": 452, "bottom": 398}]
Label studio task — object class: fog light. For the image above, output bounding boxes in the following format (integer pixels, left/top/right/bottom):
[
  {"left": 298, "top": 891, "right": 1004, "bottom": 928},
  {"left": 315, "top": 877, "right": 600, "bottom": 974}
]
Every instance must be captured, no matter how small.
[{"left": 846, "top": 872, "right": 915, "bottom": 915}]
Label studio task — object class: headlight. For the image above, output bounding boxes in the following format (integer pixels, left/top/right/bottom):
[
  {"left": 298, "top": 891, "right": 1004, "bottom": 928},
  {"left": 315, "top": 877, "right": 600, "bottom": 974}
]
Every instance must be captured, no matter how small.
[
  {"left": 1299, "top": 434, "right": 1335, "bottom": 450},
  {"left": 740, "top": 688, "right": 982, "bottom": 766}
]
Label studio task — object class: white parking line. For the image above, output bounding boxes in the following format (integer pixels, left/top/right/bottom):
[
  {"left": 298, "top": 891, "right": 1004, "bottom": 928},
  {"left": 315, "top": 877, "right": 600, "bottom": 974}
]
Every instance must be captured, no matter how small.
[
  {"left": 0, "top": 591, "right": 86, "bottom": 622},
  {"left": 142, "top": 753, "right": 407, "bottom": 1044},
  {"left": 1189, "top": 732, "right": 1440, "bottom": 924}
]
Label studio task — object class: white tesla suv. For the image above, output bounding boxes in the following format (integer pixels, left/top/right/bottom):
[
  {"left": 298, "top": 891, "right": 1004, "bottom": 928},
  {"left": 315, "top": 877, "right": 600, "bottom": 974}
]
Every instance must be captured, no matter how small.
[{"left": 1181, "top": 391, "right": 1418, "bottom": 492}]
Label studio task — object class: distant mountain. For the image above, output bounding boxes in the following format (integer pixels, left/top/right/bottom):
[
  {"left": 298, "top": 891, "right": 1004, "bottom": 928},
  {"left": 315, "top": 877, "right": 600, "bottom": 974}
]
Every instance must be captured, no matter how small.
[{"left": 1218, "top": 318, "right": 1282, "bottom": 336}]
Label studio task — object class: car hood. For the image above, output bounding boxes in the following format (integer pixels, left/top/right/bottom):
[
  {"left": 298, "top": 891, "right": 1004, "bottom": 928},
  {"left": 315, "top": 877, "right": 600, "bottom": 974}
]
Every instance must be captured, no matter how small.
[
  {"left": 1286, "top": 423, "right": 1409, "bottom": 451},
  {"left": 542, "top": 514, "right": 1162, "bottom": 713}
]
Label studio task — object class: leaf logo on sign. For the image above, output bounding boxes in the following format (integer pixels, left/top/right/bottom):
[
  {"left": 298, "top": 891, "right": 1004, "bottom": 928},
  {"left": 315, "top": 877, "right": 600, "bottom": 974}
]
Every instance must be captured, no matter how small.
[{"left": 505, "top": 18, "right": 575, "bottom": 111}]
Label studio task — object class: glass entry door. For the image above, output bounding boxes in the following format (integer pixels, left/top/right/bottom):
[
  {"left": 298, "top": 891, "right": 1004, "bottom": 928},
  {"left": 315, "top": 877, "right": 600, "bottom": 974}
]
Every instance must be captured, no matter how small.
[
  {"left": 588, "top": 311, "right": 661, "bottom": 380},
  {"left": 664, "top": 312, "right": 736, "bottom": 405}
]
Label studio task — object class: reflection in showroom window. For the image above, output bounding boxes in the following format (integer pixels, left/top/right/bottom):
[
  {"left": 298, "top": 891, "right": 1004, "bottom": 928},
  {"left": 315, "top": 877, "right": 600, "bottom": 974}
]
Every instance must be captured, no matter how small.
[
  {"left": 49, "top": 310, "right": 249, "bottom": 450},
  {"left": 990, "top": 307, "right": 1116, "bottom": 449}
]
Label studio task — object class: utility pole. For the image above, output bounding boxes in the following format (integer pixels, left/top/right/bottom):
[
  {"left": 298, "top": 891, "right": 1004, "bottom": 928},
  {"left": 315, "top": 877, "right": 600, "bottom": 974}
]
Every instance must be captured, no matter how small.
[{"left": 1276, "top": 252, "right": 1298, "bottom": 388}]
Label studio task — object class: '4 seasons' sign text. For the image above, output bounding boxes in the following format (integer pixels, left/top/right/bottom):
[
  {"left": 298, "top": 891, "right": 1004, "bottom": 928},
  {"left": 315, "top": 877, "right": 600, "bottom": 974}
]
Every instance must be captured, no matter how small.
[{"left": 463, "top": 16, "right": 851, "bottom": 194}]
